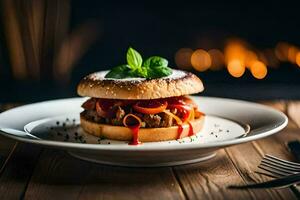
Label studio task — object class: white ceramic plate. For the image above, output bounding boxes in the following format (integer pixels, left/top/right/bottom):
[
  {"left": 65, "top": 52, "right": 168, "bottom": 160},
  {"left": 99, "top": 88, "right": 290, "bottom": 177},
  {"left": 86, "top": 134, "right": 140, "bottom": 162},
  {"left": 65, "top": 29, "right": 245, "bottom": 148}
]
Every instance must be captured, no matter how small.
[{"left": 0, "top": 97, "right": 288, "bottom": 167}]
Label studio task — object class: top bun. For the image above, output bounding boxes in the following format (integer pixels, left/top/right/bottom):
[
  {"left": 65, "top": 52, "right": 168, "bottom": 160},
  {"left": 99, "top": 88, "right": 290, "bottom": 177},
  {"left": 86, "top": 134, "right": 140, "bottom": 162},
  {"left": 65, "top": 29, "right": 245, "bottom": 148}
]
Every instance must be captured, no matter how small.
[{"left": 77, "top": 69, "right": 204, "bottom": 99}]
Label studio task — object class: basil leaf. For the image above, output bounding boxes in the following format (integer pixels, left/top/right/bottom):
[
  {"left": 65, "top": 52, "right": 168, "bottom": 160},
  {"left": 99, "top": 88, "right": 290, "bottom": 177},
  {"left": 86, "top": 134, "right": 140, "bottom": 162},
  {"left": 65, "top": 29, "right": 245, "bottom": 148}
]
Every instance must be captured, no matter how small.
[
  {"left": 104, "top": 65, "right": 133, "bottom": 79},
  {"left": 146, "top": 66, "right": 172, "bottom": 78},
  {"left": 133, "top": 67, "right": 147, "bottom": 78},
  {"left": 143, "top": 56, "right": 168, "bottom": 68},
  {"left": 143, "top": 56, "right": 171, "bottom": 78},
  {"left": 105, "top": 47, "right": 172, "bottom": 79},
  {"left": 127, "top": 47, "right": 142, "bottom": 69}
]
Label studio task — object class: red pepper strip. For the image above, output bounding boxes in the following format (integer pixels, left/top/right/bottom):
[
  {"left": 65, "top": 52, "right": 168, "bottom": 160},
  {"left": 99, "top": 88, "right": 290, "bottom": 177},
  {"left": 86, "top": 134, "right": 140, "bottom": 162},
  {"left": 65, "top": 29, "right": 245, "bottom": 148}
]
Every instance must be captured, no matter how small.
[
  {"left": 133, "top": 101, "right": 168, "bottom": 114},
  {"left": 163, "top": 110, "right": 183, "bottom": 125},
  {"left": 168, "top": 104, "right": 192, "bottom": 122}
]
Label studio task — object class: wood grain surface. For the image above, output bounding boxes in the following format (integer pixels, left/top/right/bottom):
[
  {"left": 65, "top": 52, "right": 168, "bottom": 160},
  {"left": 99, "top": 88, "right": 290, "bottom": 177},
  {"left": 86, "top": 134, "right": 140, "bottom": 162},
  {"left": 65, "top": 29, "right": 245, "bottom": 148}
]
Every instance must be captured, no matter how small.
[{"left": 0, "top": 101, "right": 299, "bottom": 200}]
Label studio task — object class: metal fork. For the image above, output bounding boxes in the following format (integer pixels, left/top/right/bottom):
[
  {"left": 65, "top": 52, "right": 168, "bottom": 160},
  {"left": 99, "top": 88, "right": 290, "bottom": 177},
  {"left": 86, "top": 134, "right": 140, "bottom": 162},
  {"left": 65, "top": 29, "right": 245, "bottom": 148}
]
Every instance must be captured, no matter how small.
[
  {"left": 229, "top": 155, "right": 300, "bottom": 189},
  {"left": 256, "top": 154, "right": 300, "bottom": 196},
  {"left": 257, "top": 154, "right": 300, "bottom": 178}
]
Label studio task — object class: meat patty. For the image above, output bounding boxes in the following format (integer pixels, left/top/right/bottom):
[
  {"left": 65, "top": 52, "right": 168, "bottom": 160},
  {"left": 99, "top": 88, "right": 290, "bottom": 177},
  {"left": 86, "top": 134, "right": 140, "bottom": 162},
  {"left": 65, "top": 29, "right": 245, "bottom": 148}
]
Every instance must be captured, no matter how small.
[
  {"left": 160, "top": 112, "right": 173, "bottom": 127},
  {"left": 143, "top": 114, "right": 161, "bottom": 128}
]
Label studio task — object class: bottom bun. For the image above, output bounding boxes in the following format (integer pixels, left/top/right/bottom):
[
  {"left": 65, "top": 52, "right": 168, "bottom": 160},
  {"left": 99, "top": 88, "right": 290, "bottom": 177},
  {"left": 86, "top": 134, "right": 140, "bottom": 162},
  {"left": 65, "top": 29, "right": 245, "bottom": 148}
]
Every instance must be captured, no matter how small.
[{"left": 80, "top": 115, "right": 205, "bottom": 142}]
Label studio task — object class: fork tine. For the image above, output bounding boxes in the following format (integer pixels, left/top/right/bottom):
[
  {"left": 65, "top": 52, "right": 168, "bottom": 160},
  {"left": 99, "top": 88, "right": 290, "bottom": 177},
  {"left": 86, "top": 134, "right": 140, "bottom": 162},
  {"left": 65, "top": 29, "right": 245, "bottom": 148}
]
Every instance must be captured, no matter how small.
[
  {"left": 265, "top": 154, "right": 300, "bottom": 168},
  {"left": 257, "top": 154, "right": 300, "bottom": 179},
  {"left": 255, "top": 169, "right": 280, "bottom": 178},
  {"left": 259, "top": 162, "right": 296, "bottom": 176},
  {"left": 261, "top": 159, "right": 300, "bottom": 172},
  {"left": 258, "top": 164, "right": 291, "bottom": 177},
  {"left": 262, "top": 156, "right": 300, "bottom": 171}
]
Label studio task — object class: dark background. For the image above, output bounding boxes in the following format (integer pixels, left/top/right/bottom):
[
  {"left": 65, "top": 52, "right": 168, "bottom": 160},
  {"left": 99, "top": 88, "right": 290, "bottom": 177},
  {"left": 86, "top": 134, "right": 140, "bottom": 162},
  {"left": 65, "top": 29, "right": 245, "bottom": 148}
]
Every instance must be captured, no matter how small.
[{"left": 1, "top": 1, "right": 300, "bottom": 102}]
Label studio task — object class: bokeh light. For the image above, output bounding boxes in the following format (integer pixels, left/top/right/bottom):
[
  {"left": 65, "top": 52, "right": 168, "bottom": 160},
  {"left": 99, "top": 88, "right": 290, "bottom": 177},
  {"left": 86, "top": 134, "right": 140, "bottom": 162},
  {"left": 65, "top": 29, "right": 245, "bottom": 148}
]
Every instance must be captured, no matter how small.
[
  {"left": 287, "top": 46, "right": 299, "bottom": 63},
  {"left": 245, "top": 50, "right": 258, "bottom": 68},
  {"left": 224, "top": 40, "right": 247, "bottom": 77},
  {"left": 191, "top": 49, "right": 211, "bottom": 72},
  {"left": 296, "top": 52, "right": 300, "bottom": 67},
  {"left": 250, "top": 61, "right": 267, "bottom": 79},
  {"left": 227, "top": 59, "right": 245, "bottom": 78},
  {"left": 208, "top": 49, "right": 224, "bottom": 70},
  {"left": 224, "top": 41, "right": 246, "bottom": 64},
  {"left": 174, "top": 39, "right": 300, "bottom": 80},
  {"left": 175, "top": 48, "right": 193, "bottom": 70}
]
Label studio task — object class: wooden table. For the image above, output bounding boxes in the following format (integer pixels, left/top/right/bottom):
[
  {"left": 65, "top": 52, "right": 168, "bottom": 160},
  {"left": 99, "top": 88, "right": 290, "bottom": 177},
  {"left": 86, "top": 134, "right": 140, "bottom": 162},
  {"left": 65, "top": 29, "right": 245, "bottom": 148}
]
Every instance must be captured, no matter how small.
[{"left": 0, "top": 101, "right": 300, "bottom": 200}]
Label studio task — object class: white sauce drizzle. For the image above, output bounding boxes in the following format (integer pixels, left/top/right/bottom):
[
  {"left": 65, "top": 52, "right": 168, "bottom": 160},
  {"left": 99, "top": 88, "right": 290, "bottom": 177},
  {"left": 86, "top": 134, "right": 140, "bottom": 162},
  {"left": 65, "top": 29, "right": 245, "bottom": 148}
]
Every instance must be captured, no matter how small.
[{"left": 88, "top": 69, "right": 187, "bottom": 82}]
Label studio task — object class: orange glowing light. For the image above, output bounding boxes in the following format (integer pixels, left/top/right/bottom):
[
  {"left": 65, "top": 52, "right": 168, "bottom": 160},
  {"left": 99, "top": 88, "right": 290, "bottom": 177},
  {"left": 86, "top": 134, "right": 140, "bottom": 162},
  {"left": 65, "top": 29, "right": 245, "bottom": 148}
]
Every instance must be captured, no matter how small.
[
  {"left": 275, "top": 42, "right": 289, "bottom": 61},
  {"left": 191, "top": 49, "right": 211, "bottom": 72},
  {"left": 287, "top": 46, "right": 299, "bottom": 63},
  {"left": 227, "top": 59, "right": 245, "bottom": 78},
  {"left": 245, "top": 50, "right": 258, "bottom": 68},
  {"left": 175, "top": 48, "right": 193, "bottom": 69},
  {"left": 296, "top": 52, "right": 300, "bottom": 67},
  {"left": 208, "top": 49, "right": 224, "bottom": 70},
  {"left": 250, "top": 61, "right": 267, "bottom": 79},
  {"left": 224, "top": 39, "right": 248, "bottom": 63}
]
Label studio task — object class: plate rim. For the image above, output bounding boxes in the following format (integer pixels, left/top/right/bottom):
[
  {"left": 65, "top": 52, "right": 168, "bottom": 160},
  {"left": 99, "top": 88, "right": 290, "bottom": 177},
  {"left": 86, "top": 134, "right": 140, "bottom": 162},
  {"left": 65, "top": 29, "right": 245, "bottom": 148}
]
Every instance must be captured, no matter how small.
[
  {"left": 23, "top": 113, "right": 250, "bottom": 146},
  {"left": 0, "top": 96, "right": 288, "bottom": 151}
]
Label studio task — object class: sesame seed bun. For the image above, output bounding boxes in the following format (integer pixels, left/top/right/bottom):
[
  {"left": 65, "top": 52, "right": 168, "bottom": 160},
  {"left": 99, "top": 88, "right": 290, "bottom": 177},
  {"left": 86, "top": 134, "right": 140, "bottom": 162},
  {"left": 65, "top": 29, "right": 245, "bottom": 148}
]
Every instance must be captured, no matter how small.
[
  {"left": 77, "top": 69, "right": 204, "bottom": 99},
  {"left": 80, "top": 115, "right": 205, "bottom": 142}
]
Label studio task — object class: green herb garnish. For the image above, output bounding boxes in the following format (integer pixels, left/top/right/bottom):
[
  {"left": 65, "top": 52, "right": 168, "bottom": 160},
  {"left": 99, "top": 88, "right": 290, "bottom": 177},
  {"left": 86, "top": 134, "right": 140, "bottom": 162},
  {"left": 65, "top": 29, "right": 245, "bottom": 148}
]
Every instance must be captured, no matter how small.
[{"left": 105, "top": 47, "right": 172, "bottom": 79}]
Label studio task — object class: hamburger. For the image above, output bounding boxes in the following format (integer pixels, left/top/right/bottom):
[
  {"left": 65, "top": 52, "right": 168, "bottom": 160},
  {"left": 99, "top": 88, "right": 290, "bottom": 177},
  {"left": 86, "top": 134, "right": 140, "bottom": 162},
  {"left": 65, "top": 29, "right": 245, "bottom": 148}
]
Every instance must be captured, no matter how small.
[{"left": 77, "top": 47, "right": 205, "bottom": 145}]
